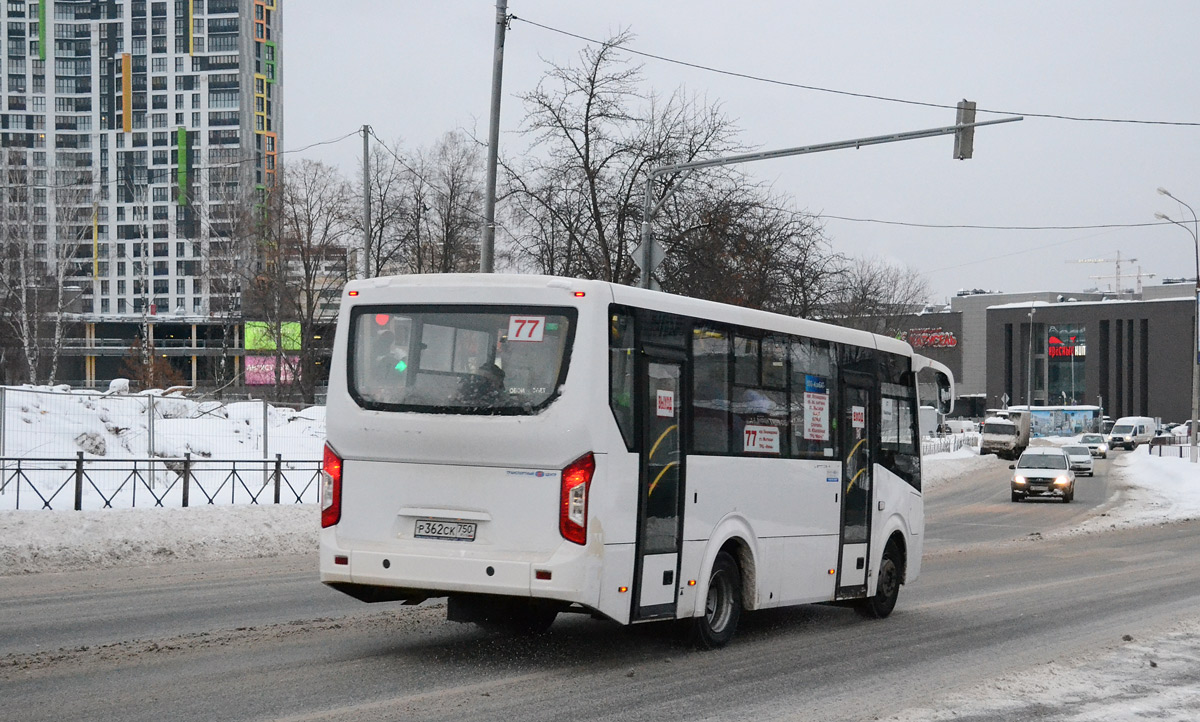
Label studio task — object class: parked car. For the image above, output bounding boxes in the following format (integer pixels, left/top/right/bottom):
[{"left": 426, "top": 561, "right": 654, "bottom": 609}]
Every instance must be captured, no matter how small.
[
  {"left": 1010, "top": 447, "right": 1075, "bottom": 503},
  {"left": 1080, "top": 433, "right": 1108, "bottom": 458},
  {"left": 1062, "top": 445, "right": 1094, "bottom": 477}
]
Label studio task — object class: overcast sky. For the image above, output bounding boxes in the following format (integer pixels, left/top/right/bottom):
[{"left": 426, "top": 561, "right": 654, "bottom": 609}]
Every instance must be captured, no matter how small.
[{"left": 282, "top": 1, "right": 1200, "bottom": 304}]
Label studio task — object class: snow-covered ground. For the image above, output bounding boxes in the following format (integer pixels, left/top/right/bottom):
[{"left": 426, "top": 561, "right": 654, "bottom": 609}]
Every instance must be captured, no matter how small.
[
  {"left": 0, "top": 385, "right": 325, "bottom": 511},
  {"left": 3, "top": 397, "right": 1200, "bottom": 718},
  {"left": 1, "top": 384, "right": 324, "bottom": 461}
]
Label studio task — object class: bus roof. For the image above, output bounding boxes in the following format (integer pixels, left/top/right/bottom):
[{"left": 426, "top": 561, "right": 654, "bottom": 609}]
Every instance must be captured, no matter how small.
[{"left": 343, "top": 273, "right": 912, "bottom": 360}]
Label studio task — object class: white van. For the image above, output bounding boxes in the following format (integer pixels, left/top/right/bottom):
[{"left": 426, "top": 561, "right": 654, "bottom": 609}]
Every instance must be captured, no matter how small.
[{"left": 1107, "top": 416, "right": 1157, "bottom": 450}]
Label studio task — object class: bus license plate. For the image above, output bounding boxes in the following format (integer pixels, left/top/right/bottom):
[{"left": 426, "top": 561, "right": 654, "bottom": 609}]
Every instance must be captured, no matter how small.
[{"left": 414, "top": 519, "right": 477, "bottom": 541}]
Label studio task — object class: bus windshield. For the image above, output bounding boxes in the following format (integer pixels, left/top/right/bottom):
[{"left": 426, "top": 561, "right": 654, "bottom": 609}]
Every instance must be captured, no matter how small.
[{"left": 349, "top": 306, "right": 576, "bottom": 414}]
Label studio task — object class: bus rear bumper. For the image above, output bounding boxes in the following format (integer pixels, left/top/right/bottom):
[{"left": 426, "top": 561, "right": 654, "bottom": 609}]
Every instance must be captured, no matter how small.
[{"left": 319, "top": 538, "right": 610, "bottom": 610}]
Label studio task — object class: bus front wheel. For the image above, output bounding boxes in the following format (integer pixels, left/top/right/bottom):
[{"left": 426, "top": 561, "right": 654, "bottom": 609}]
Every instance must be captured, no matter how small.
[
  {"left": 692, "top": 551, "right": 742, "bottom": 649},
  {"left": 855, "top": 541, "right": 901, "bottom": 619}
]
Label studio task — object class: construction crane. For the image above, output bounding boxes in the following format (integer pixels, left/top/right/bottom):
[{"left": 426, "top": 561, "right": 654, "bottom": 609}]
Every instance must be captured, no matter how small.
[
  {"left": 1069, "top": 251, "right": 1137, "bottom": 297},
  {"left": 1090, "top": 265, "right": 1156, "bottom": 295}
]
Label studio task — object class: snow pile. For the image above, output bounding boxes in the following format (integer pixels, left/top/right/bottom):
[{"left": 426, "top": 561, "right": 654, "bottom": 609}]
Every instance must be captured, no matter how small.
[
  {"left": 921, "top": 446, "right": 993, "bottom": 490},
  {"left": 1060, "top": 450, "right": 1200, "bottom": 536},
  {"left": 3, "top": 385, "right": 325, "bottom": 461},
  {"left": 0, "top": 504, "right": 318, "bottom": 575}
]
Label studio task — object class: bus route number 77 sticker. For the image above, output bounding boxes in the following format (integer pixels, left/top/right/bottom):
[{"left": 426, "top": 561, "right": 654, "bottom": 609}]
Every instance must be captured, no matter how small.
[{"left": 507, "top": 316, "right": 546, "bottom": 342}]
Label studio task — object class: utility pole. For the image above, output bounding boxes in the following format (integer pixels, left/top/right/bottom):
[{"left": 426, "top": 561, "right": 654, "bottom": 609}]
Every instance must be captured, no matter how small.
[
  {"left": 361, "top": 124, "right": 371, "bottom": 279},
  {"left": 480, "top": 0, "right": 508, "bottom": 273}
]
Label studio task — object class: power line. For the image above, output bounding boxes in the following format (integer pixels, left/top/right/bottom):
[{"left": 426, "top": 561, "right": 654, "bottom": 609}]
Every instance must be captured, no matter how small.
[
  {"left": 922, "top": 229, "right": 1126, "bottom": 275},
  {"left": 822, "top": 215, "right": 1173, "bottom": 231},
  {"left": 365, "top": 127, "right": 493, "bottom": 225},
  {"left": 510, "top": 15, "right": 1200, "bottom": 128}
]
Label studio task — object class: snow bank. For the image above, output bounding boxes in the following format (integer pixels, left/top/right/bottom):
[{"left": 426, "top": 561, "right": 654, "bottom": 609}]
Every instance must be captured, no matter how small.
[
  {"left": 921, "top": 446, "right": 994, "bottom": 490},
  {"left": 0, "top": 504, "right": 318, "bottom": 575},
  {"left": 1057, "top": 450, "right": 1200, "bottom": 537}
]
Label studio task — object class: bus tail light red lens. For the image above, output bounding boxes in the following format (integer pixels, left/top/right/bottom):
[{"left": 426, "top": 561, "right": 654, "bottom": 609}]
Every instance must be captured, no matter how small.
[
  {"left": 560, "top": 452, "right": 595, "bottom": 545},
  {"left": 321, "top": 443, "right": 343, "bottom": 528}
]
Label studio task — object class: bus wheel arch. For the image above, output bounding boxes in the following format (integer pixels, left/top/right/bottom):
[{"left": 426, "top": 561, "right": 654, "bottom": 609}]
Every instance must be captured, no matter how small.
[
  {"left": 883, "top": 530, "right": 908, "bottom": 586},
  {"left": 856, "top": 534, "right": 905, "bottom": 619}
]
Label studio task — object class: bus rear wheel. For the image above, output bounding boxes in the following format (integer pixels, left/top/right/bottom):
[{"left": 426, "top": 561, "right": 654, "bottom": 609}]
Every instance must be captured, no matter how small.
[
  {"left": 855, "top": 541, "right": 901, "bottom": 619},
  {"left": 692, "top": 551, "right": 742, "bottom": 649}
]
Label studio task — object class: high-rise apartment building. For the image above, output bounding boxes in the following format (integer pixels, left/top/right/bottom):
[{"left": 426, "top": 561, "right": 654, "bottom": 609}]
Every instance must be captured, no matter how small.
[{"left": 0, "top": 0, "right": 280, "bottom": 384}]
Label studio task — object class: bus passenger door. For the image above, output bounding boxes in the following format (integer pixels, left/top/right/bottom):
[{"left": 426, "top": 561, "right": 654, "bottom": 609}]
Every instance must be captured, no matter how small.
[
  {"left": 634, "top": 355, "right": 685, "bottom": 620},
  {"left": 837, "top": 380, "right": 873, "bottom": 598}
]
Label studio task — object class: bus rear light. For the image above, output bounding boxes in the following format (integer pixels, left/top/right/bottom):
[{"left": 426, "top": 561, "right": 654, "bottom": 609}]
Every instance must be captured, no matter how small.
[
  {"left": 334, "top": 555, "right": 349, "bottom": 566},
  {"left": 321, "top": 443, "right": 343, "bottom": 528},
  {"left": 559, "top": 452, "right": 595, "bottom": 545}
]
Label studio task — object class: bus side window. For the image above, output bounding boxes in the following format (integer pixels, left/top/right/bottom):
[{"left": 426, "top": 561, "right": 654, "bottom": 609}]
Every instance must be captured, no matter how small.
[
  {"left": 609, "top": 309, "right": 636, "bottom": 450},
  {"left": 880, "top": 355, "right": 920, "bottom": 490},
  {"left": 692, "top": 325, "right": 731, "bottom": 454},
  {"left": 789, "top": 339, "right": 837, "bottom": 458}
]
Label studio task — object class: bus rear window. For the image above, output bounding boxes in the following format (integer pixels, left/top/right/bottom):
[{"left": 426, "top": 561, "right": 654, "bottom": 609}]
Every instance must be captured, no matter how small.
[{"left": 348, "top": 306, "right": 576, "bottom": 415}]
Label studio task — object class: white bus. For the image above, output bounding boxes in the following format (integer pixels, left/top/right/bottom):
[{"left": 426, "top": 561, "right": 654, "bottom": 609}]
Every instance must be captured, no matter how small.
[{"left": 319, "top": 274, "right": 953, "bottom": 647}]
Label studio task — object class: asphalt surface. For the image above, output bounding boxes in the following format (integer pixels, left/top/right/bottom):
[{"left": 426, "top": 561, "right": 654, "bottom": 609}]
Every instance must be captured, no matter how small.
[{"left": 3, "top": 449, "right": 1198, "bottom": 722}]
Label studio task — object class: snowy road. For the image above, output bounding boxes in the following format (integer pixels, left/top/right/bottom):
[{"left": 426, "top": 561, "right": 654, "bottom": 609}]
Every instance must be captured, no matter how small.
[{"left": 3, "top": 448, "right": 1200, "bottom": 720}]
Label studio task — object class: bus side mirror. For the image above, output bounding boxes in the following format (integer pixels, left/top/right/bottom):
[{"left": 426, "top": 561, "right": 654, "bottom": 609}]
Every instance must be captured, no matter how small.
[{"left": 936, "top": 372, "right": 954, "bottom": 415}]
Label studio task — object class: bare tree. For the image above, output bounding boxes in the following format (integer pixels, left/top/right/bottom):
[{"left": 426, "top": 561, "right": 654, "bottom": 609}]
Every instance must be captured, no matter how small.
[
  {"left": 245, "top": 159, "right": 353, "bottom": 404},
  {"left": 353, "top": 136, "right": 415, "bottom": 278},
  {"left": 658, "top": 188, "right": 845, "bottom": 318},
  {"left": 825, "top": 256, "right": 931, "bottom": 336},
  {"left": 46, "top": 179, "right": 93, "bottom": 384},
  {"left": 422, "top": 131, "right": 483, "bottom": 273},
  {"left": 0, "top": 150, "right": 89, "bottom": 384},
  {"left": 502, "top": 32, "right": 845, "bottom": 313},
  {"left": 193, "top": 147, "right": 258, "bottom": 392},
  {"left": 504, "top": 31, "right": 656, "bottom": 283},
  {"left": 350, "top": 131, "right": 484, "bottom": 278}
]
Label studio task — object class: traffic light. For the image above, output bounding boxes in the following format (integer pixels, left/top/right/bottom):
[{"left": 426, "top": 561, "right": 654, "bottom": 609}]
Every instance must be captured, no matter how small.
[{"left": 953, "top": 100, "right": 976, "bottom": 160}]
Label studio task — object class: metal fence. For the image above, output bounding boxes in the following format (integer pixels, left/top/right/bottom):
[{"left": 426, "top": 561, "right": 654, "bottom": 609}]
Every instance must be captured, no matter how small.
[
  {"left": 0, "top": 453, "right": 321, "bottom": 511},
  {"left": 921, "top": 432, "right": 981, "bottom": 457},
  {"left": 1149, "top": 435, "right": 1196, "bottom": 458}
]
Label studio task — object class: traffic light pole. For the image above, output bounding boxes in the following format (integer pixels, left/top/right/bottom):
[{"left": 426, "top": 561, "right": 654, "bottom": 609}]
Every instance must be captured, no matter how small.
[{"left": 636, "top": 114, "right": 1023, "bottom": 289}]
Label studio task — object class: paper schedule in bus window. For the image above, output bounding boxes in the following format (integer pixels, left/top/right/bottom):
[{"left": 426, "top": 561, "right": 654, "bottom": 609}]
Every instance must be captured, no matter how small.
[{"left": 803, "top": 375, "right": 829, "bottom": 442}]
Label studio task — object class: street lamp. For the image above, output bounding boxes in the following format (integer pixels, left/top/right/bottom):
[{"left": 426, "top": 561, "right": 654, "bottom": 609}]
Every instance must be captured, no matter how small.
[
  {"left": 1155, "top": 186, "right": 1200, "bottom": 463},
  {"left": 1027, "top": 304, "right": 1036, "bottom": 409}
]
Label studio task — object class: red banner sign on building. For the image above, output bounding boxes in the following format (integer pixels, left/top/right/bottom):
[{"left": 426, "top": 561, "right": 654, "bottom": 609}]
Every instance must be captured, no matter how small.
[{"left": 903, "top": 327, "right": 958, "bottom": 349}]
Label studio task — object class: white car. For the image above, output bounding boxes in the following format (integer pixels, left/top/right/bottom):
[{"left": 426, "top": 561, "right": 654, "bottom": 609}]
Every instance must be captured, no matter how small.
[
  {"left": 1062, "top": 445, "right": 1094, "bottom": 477},
  {"left": 1079, "top": 433, "right": 1108, "bottom": 458}
]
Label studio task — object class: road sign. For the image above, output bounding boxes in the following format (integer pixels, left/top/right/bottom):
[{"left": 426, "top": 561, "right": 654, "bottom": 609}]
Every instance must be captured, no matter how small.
[{"left": 631, "top": 238, "right": 665, "bottom": 276}]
